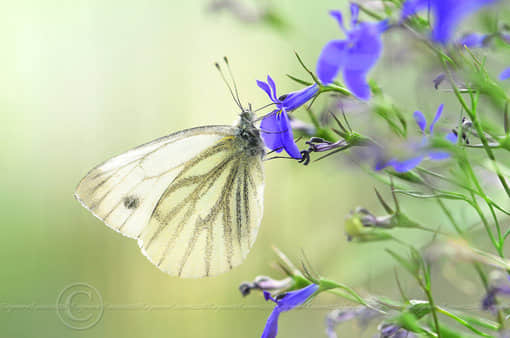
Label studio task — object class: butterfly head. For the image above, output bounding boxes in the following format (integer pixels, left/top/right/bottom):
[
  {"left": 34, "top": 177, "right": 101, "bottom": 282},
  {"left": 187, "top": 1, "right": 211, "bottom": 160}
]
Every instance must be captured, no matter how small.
[{"left": 236, "top": 105, "right": 265, "bottom": 158}]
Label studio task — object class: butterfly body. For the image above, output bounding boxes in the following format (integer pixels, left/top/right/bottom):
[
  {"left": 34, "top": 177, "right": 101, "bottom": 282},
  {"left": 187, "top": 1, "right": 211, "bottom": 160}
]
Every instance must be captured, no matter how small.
[{"left": 75, "top": 109, "right": 265, "bottom": 278}]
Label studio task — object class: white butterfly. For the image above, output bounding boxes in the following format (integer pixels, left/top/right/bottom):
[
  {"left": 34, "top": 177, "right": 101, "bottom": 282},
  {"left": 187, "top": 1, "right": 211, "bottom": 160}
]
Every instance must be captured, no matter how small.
[{"left": 75, "top": 108, "right": 265, "bottom": 278}]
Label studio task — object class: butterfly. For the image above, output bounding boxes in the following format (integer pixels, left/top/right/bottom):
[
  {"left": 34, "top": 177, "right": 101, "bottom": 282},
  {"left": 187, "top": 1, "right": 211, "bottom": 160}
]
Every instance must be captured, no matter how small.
[{"left": 75, "top": 62, "right": 267, "bottom": 278}]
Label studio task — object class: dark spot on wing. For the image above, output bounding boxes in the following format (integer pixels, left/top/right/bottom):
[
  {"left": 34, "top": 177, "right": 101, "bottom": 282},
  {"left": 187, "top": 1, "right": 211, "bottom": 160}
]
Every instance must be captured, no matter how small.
[{"left": 123, "top": 195, "right": 140, "bottom": 209}]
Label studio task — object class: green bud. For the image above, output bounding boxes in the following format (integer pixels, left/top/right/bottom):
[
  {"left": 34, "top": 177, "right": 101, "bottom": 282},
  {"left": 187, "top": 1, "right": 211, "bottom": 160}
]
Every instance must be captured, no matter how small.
[{"left": 344, "top": 213, "right": 393, "bottom": 242}]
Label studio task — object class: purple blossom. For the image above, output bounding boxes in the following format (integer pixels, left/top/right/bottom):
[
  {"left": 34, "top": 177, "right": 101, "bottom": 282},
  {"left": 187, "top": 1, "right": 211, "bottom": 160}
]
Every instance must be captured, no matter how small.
[
  {"left": 482, "top": 274, "right": 510, "bottom": 312},
  {"left": 316, "top": 3, "right": 387, "bottom": 101},
  {"left": 457, "top": 32, "right": 489, "bottom": 48},
  {"left": 377, "top": 104, "right": 457, "bottom": 172},
  {"left": 499, "top": 67, "right": 510, "bottom": 80},
  {"left": 257, "top": 76, "right": 318, "bottom": 159},
  {"left": 326, "top": 306, "right": 382, "bottom": 338},
  {"left": 401, "top": 0, "right": 498, "bottom": 44},
  {"left": 380, "top": 323, "right": 417, "bottom": 338},
  {"left": 261, "top": 284, "right": 319, "bottom": 338},
  {"left": 432, "top": 73, "right": 446, "bottom": 89}
]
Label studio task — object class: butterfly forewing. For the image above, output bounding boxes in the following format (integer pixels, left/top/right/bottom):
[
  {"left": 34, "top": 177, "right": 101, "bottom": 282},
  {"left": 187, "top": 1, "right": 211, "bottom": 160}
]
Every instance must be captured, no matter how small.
[{"left": 75, "top": 124, "right": 264, "bottom": 278}]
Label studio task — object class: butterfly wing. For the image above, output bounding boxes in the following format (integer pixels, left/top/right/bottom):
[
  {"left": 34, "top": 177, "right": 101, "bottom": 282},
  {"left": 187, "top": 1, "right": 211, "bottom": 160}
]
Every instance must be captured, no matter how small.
[{"left": 75, "top": 125, "right": 264, "bottom": 278}]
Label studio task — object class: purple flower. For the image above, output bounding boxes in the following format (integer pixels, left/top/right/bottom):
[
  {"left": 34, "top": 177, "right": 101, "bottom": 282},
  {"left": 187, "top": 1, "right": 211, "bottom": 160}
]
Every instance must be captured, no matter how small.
[
  {"left": 401, "top": 0, "right": 498, "bottom": 44},
  {"left": 457, "top": 32, "right": 489, "bottom": 48},
  {"left": 377, "top": 104, "right": 457, "bottom": 172},
  {"left": 257, "top": 76, "right": 318, "bottom": 159},
  {"left": 499, "top": 67, "right": 510, "bottom": 80},
  {"left": 432, "top": 73, "right": 446, "bottom": 89},
  {"left": 326, "top": 306, "right": 382, "bottom": 338},
  {"left": 482, "top": 274, "right": 510, "bottom": 312},
  {"left": 316, "top": 3, "right": 387, "bottom": 101},
  {"left": 379, "top": 323, "right": 417, "bottom": 338},
  {"left": 261, "top": 283, "right": 319, "bottom": 338}
]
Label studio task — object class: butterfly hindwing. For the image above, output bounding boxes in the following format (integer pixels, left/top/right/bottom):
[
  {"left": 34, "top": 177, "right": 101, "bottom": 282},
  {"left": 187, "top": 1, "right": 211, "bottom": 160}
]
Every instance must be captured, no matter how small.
[
  {"left": 139, "top": 147, "right": 264, "bottom": 277},
  {"left": 75, "top": 124, "right": 264, "bottom": 278}
]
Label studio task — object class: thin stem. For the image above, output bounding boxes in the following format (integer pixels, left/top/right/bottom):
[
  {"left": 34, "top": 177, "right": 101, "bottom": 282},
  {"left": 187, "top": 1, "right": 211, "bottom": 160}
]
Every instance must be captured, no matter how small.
[
  {"left": 442, "top": 61, "right": 510, "bottom": 197},
  {"left": 435, "top": 198, "right": 462, "bottom": 234},
  {"left": 435, "top": 306, "right": 492, "bottom": 337},
  {"left": 435, "top": 197, "right": 504, "bottom": 328},
  {"left": 420, "top": 281, "right": 441, "bottom": 338}
]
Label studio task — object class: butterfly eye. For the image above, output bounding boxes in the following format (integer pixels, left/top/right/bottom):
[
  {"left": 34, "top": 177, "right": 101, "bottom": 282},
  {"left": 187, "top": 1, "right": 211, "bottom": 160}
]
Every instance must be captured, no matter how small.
[{"left": 278, "top": 94, "right": 288, "bottom": 101}]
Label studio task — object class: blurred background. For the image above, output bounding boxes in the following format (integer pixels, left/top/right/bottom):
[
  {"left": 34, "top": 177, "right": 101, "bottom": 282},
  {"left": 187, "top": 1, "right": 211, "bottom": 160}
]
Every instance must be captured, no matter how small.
[{"left": 1, "top": 1, "right": 509, "bottom": 337}]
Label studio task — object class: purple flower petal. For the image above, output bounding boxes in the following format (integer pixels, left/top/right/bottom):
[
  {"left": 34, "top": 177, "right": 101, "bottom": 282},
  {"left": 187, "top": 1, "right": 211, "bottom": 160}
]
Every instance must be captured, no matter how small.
[
  {"left": 317, "top": 40, "right": 348, "bottom": 85},
  {"left": 499, "top": 67, "right": 510, "bottom": 80},
  {"left": 413, "top": 111, "right": 427, "bottom": 133},
  {"left": 387, "top": 156, "right": 424, "bottom": 172},
  {"left": 261, "top": 308, "right": 281, "bottom": 338},
  {"left": 279, "top": 111, "right": 302, "bottom": 159},
  {"left": 433, "top": 0, "right": 498, "bottom": 44},
  {"left": 276, "top": 284, "right": 318, "bottom": 311},
  {"left": 260, "top": 111, "right": 301, "bottom": 159},
  {"left": 344, "top": 23, "right": 383, "bottom": 72},
  {"left": 428, "top": 151, "right": 450, "bottom": 160},
  {"left": 263, "top": 291, "right": 276, "bottom": 302},
  {"left": 446, "top": 132, "right": 458, "bottom": 143},
  {"left": 350, "top": 3, "right": 359, "bottom": 26},
  {"left": 401, "top": 0, "right": 429, "bottom": 19},
  {"left": 343, "top": 69, "right": 370, "bottom": 101},
  {"left": 376, "top": 19, "right": 391, "bottom": 33},
  {"left": 402, "top": 0, "right": 498, "bottom": 44},
  {"left": 257, "top": 80, "right": 274, "bottom": 101},
  {"left": 433, "top": 73, "right": 446, "bottom": 89},
  {"left": 266, "top": 75, "right": 278, "bottom": 102},
  {"left": 281, "top": 84, "right": 318, "bottom": 111},
  {"left": 458, "top": 33, "right": 488, "bottom": 48},
  {"left": 429, "top": 103, "right": 444, "bottom": 133},
  {"left": 260, "top": 110, "right": 284, "bottom": 152},
  {"left": 317, "top": 8, "right": 385, "bottom": 101},
  {"left": 261, "top": 284, "right": 319, "bottom": 338},
  {"left": 329, "top": 10, "right": 347, "bottom": 34}
]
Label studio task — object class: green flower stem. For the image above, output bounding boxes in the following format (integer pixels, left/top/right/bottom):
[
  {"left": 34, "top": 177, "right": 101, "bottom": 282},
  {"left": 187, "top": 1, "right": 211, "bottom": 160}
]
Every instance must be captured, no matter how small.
[
  {"left": 403, "top": 24, "right": 455, "bottom": 65},
  {"left": 470, "top": 190, "right": 500, "bottom": 253},
  {"left": 460, "top": 151, "right": 504, "bottom": 255},
  {"left": 320, "top": 279, "right": 376, "bottom": 310},
  {"left": 442, "top": 60, "right": 510, "bottom": 198},
  {"left": 418, "top": 279, "right": 441, "bottom": 338},
  {"left": 435, "top": 198, "right": 463, "bottom": 234},
  {"left": 416, "top": 167, "right": 510, "bottom": 215},
  {"left": 435, "top": 197, "right": 505, "bottom": 328},
  {"left": 325, "top": 288, "right": 359, "bottom": 304},
  {"left": 353, "top": 2, "right": 384, "bottom": 21},
  {"left": 304, "top": 107, "right": 337, "bottom": 142},
  {"left": 435, "top": 306, "right": 493, "bottom": 337}
]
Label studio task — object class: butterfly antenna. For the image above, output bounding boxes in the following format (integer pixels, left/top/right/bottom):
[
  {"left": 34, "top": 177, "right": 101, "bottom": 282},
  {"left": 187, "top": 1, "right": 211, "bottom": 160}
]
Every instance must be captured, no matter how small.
[
  {"left": 253, "top": 102, "right": 276, "bottom": 117},
  {"left": 223, "top": 57, "right": 244, "bottom": 110},
  {"left": 214, "top": 58, "right": 244, "bottom": 111}
]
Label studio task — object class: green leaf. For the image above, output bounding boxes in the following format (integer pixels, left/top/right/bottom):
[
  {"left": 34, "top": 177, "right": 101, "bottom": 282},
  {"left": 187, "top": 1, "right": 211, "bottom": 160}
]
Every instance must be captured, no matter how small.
[
  {"left": 375, "top": 188, "right": 394, "bottom": 214},
  {"left": 286, "top": 74, "right": 312, "bottom": 86}
]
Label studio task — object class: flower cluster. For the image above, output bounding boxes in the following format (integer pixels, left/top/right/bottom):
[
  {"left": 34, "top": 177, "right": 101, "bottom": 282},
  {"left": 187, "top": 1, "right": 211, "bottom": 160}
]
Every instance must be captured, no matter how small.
[
  {"left": 240, "top": 1, "right": 510, "bottom": 337},
  {"left": 256, "top": 1, "right": 496, "bottom": 163}
]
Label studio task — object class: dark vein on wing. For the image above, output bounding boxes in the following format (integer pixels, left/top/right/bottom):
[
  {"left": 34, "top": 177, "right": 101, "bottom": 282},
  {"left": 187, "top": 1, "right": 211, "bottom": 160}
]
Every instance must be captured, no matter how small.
[{"left": 176, "top": 160, "right": 240, "bottom": 277}]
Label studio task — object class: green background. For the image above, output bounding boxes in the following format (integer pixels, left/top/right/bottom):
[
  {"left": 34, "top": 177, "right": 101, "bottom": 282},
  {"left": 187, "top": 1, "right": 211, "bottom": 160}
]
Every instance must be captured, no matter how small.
[{"left": 1, "top": 1, "right": 509, "bottom": 337}]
